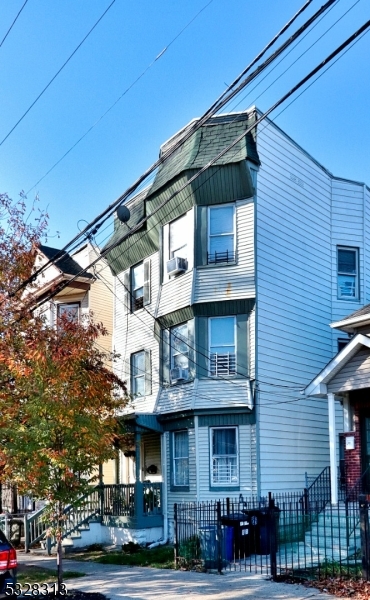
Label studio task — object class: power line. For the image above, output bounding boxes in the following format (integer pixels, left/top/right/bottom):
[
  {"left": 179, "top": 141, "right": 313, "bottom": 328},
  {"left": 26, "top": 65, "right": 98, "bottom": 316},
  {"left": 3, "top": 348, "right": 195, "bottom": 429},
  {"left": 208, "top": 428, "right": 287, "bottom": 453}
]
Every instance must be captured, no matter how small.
[
  {"left": 26, "top": 19, "right": 370, "bottom": 325},
  {"left": 26, "top": 0, "right": 216, "bottom": 196},
  {"left": 0, "top": 0, "right": 29, "bottom": 49},
  {"left": 0, "top": 0, "right": 117, "bottom": 147},
  {"left": 19, "top": 0, "right": 335, "bottom": 292}
]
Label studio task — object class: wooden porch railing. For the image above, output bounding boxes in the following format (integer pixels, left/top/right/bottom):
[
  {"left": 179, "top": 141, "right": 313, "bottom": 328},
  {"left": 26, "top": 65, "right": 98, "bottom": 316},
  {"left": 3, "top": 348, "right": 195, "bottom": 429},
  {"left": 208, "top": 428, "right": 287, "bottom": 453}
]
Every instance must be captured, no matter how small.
[{"left": 22, "top": 482, "right": 162, "bottom": 552}]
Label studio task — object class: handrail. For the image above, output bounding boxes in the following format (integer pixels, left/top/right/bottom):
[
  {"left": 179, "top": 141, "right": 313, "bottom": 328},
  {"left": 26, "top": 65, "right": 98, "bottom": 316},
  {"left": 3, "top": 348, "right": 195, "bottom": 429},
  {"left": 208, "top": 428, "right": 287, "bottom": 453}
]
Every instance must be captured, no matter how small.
[{"left": 302, "top": 466, "right": 331, "bottom": 513}]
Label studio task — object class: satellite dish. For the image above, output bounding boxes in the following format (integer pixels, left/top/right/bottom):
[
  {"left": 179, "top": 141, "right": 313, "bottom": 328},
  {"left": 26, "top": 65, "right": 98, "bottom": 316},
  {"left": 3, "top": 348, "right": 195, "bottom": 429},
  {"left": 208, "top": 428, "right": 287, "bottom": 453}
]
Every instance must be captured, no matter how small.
[{"left": 117, "top": 205, "right": 130, "bottom": 223}]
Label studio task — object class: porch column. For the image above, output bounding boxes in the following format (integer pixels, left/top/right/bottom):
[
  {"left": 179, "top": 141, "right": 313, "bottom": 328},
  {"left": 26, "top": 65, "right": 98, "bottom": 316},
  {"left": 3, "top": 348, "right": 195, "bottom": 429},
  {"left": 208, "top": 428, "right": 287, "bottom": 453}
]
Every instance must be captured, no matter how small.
[
  {"left": 328, "top": 392, "right": 338, "bottom": 505},
  {"left": 135, "top": 432, "right": 142, "bottom": 482}
]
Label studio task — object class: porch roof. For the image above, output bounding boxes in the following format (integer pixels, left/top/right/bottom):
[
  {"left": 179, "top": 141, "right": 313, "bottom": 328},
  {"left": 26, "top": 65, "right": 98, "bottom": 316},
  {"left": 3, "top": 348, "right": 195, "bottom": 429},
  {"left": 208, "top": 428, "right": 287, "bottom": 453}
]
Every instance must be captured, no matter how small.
[
  {"left": 120, "top": 412, "right": 163, "bottom": 433},
  {"left": 331, "top": 303, "right": 370, "bottom": 333},
  {"left": 305, "top": 333, "right": 370, "bottom": 397}
]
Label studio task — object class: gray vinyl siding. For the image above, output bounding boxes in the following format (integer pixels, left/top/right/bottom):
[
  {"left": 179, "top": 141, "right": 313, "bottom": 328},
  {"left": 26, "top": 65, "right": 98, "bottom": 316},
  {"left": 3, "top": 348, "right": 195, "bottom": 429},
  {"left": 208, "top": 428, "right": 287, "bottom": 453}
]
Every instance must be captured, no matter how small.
[
  {"left": 197, "top": 424, "right": 255, "bottom": 500},
  {"left": 249, "top": 307, "right": 255, "bottom": 379},
  {"left": 193, "top": 198, "right": 255, "bottom": 302},
  {"left": 327, "top": 348, "right": 370, "bottom": 393},
  {"left": 365, "top": 186, "right": 370, "bottom": 305},
  {"left": 255, "top": 121, "right": 335, "bottom": 493},
  {"left": 331, "top": 179, "right": 365, "bottom": 331},
  {"left": 165, "top": 430, "right": 197, "bottom": 522}
]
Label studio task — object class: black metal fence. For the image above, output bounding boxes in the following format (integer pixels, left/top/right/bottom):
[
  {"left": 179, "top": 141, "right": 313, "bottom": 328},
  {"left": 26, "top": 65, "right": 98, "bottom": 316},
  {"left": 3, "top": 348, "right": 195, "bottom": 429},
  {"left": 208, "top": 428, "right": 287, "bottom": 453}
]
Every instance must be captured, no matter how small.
[{"left": 174, "top": 492, "right": 370, "bottom": 581}]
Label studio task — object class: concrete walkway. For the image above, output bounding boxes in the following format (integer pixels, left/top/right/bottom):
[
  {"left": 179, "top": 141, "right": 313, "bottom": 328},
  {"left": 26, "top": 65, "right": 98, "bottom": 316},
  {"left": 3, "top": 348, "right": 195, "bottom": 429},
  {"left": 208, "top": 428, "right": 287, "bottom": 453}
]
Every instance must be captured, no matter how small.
[{"left": 17, "top": 552, "right": 345, "bottom": 600}]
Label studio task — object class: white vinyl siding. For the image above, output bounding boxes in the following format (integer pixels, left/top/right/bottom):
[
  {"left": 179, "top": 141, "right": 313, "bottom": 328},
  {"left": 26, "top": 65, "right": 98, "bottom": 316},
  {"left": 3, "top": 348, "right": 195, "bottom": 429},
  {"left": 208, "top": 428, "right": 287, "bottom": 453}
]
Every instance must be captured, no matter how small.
[
  {"left": 193, "top": 199, "right": 254, "bottom": 303},
  {"left": 114, "top": 253, "right": 160, "bottom": 413}
]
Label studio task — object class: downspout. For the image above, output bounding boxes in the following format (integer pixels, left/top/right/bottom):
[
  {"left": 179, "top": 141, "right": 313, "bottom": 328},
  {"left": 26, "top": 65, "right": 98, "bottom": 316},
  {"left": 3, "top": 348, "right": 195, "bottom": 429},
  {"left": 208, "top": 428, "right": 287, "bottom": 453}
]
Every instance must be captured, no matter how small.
[{"left": 328, "top": 392, "right": 338, "bottom": 505}]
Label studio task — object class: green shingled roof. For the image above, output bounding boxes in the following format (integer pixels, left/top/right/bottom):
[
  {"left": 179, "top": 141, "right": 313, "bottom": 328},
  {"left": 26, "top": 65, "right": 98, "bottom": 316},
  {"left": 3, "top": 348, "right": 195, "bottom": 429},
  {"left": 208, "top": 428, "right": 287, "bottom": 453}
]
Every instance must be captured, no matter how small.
[{"left": 150, "top": 112, "right": 259, "bottom": 194}]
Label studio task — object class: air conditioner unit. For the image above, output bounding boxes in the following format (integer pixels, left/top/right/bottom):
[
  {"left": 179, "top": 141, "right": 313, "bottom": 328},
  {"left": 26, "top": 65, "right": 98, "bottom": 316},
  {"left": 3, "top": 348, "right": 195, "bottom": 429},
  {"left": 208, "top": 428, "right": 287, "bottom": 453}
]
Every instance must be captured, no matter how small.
[
  {"left": 170, "top": 367, "right": 187, "bottom": 383},
  {"left": 166, "top": 256, "right": 187, "bottom": 277}
]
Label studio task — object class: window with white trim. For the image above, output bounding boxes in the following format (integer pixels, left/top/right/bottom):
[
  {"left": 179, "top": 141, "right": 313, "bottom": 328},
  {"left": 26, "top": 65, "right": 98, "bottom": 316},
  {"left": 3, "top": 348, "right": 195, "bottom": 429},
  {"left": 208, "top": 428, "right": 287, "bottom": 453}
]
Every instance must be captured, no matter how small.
[
  {"left": 173, "top": 430, "right": 189, "bottom": 486},
  {"left": 131, "top": 351, "right": 145, "bottom": 396},
  {"left": 170, "top": 215, "right": 188, "bottom": 261},
  {"left": 57, "top": 302, "right": 80, "bottom": 323},
  {"left": 208, "top": 205, "right": 235, "bottom": 264},
  {"left": 209, "top": 316, "right": 236, "bottom": 376},
  {"left": 132, "top": 262, "right": 144, "bottom": 311},
  {"left": 337, "top": 247, "right": 359, "bottom": 300},
  {"left": 170, "top": 323, "right": 189, "bottom": 382},
  {"left": 210, "top": 427, "right": 238, "bottom": 486}
]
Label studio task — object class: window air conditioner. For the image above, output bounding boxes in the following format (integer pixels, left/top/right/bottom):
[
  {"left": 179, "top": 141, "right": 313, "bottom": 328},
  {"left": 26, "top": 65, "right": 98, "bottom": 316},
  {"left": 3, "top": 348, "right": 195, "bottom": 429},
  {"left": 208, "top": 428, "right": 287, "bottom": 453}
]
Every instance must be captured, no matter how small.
[
  {"left": 166, "top": 256, "right": 187, "bottom": 276},
  {"left": 170, "top": 367, "right": 186, "bottom": 383}
]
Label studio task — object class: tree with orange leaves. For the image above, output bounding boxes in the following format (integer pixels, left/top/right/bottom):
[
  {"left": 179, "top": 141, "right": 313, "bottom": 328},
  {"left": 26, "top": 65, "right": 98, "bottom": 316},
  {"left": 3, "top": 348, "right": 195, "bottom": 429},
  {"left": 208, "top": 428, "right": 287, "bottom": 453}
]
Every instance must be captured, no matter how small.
[{"left": 0, "top": 193, "right": 127, "bottom": 592}]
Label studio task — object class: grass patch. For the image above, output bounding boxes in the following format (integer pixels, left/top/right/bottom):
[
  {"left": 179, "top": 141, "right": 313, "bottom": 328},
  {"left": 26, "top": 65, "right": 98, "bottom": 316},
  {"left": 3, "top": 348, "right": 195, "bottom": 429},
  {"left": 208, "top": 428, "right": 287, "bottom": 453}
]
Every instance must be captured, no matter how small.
[
  {"left": 18, "top": 565, "right": 85, "bottom": 586},
  {"left": 71, "top": 545, "right": 174, "bottom": 569}
]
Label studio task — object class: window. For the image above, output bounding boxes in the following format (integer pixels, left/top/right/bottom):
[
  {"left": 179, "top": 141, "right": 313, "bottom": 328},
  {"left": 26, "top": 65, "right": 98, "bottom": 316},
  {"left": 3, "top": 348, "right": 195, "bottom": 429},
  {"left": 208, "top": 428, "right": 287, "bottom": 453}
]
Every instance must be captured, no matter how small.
[
  {"left": 131, "top": 351, "right": 145, "bottom": 396},
  {"left": 338, "top": 338, "right": 349, "bottom": 353},
  {"left": 170, "top": 323, "right": 189, "bottom": 382},
  {"left": 125, "top": 259, "right": 151, "bottom": 312},
  {"left": 209, "top": 316, "right": 236, "bottom": 376},
  {"left": 173, "top": 431, "right": 189, "bottom": 486},
  {"left": 337, "top": 247, "right": 359, "bottom": 300},
  {"left": 132, "top": 262, "right": 144, "bottom": 311},
  {"left": 208, "top": 205, "right": 235, "bottom": 264},
  {"left": 169, "top": 215, "right": 188, "bottom": 261},
  {"left": 57, "top": 302, "right": 79, "bottom": 323},
  {"left": 210, "top": 427, "right": 238, "bottom": 486}
]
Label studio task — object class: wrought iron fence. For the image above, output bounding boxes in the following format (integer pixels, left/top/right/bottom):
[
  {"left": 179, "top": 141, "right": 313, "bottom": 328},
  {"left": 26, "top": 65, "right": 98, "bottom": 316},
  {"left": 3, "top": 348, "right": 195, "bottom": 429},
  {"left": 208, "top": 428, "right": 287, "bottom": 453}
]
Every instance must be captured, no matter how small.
[{"left": 174, "top": 492, "right": 367, "bottom": 581}]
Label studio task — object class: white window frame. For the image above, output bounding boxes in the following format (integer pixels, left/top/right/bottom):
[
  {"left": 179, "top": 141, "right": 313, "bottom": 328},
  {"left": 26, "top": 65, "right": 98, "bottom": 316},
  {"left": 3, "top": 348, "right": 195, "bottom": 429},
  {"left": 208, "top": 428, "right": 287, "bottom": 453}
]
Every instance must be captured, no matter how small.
[
  {"left": 173, "top": 430, "right": 189, "bottom": 487},
  {"left": 170, "top": 322, "right": 189, "bottom": 381},
  {"left": 131, "top": 350, "right": 145, "bottom": 396},
  {"left": 210, "top": 427, "right": 239, "bottom": 487},
  {"left": 57, "top": 302, "right": 80, "bottom": 323},
  {"left": 208, "top": 316, "right": 236, "bottom": 377},
  {"left": 162, "top": 210, "right": 194, "bottom": 282},
  {"left": 337, "top": 246, "right": 359, "bottom": 301},
  {"left": 207, "top": 204, "right": 236, "bottom": 265},
  {"left": 131, "top": 262, "right": 144, "bottom": 311}
]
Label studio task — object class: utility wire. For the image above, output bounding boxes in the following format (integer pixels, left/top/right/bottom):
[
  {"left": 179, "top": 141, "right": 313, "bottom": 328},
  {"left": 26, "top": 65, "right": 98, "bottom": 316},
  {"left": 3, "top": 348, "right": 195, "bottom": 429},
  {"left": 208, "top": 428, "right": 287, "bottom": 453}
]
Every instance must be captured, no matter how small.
[
  {"left": 26, "top": 0, "right": 215, "bottom": 196},
  {"left": 19, "top": 0, "right": 334, "bottom": 292},
  {"left": 0, "top": 0, "right": 29, "bottom": 49},
  {"left": 25, "top": 19, "right": 370, "bottom": 324},
  {"left": 0, "top": 0, "right": 117, "bottom": 147}
]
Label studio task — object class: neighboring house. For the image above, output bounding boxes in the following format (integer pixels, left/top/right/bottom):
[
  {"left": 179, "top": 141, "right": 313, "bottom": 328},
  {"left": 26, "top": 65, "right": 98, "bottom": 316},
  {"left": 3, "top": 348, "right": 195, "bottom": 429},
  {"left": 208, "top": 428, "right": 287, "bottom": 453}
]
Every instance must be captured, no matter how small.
[
  {"left": 103, "top": 108, "right": 370, "bottom": 541},
  {"left": 306, "top": 304, "right": 370, "bottom": 503},
  {"left": 31, "top": 243, "right": 117, "bottom": 486}
]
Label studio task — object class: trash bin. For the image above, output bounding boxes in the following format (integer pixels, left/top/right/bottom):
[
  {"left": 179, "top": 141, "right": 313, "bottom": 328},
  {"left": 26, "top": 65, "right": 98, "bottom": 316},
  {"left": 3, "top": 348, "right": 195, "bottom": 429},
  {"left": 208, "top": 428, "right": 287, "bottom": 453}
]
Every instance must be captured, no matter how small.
[
  {"left": 247, "top": 508, "right": 280, "bottom": 555},
  {"left": 221, "top": 513, "right": 250, "bottom": 558},
  {"left": 223, "top": 525, "right": 234, "bottom": 562},
  {"left": 199, "top": 525, "right": 234, "bottom": 567},
  {"left": 199, "top": 526, "right": 218, "bottom": 568}
]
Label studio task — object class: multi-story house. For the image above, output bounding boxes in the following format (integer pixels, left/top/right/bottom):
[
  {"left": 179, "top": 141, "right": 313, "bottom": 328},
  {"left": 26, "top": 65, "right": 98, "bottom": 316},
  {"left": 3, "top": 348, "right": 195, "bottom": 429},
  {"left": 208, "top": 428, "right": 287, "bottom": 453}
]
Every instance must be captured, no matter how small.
[{"left": 104, "top": 108, "right": 370, "bottom": 542}]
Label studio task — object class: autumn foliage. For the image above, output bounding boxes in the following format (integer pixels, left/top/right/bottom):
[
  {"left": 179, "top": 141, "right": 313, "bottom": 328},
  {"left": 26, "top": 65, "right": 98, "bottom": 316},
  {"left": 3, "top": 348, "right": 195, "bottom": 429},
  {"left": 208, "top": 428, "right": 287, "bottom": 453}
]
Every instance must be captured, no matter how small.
[{"left": 0, "top": 193, "right": 127, "bottom": 504}]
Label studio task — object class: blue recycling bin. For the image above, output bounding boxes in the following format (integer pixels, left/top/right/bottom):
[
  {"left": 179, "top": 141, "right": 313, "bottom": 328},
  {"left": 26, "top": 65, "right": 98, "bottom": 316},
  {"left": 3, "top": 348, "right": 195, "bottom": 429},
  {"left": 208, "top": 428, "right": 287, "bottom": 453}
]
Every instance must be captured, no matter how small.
[{"left": 199, "top": 525, "right": 234, "bottom": 567}]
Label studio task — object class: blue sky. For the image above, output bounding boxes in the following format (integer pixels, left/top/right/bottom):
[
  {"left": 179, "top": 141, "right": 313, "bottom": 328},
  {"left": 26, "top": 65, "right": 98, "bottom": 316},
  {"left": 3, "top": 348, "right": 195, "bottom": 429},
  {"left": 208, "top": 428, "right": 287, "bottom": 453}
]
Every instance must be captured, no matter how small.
[{"left": 1, "top": 0, "right": 369, "bottom": 247}]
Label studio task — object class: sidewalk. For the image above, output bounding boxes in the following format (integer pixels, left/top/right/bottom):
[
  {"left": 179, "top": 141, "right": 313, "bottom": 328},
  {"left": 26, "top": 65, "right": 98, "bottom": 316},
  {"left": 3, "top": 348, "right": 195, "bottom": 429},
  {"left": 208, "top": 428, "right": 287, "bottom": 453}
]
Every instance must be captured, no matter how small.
[{"left": 17, "top": 552, "right": 344, "bottom": 600}]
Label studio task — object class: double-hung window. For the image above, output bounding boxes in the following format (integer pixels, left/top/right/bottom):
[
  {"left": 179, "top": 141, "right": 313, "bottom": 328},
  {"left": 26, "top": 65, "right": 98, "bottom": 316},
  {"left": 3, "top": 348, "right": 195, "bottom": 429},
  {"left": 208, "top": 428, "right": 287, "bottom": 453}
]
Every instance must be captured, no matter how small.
[
  {"left": 173, "top": 430, "right": 189, "bottom": 487},
  {"left": 132, "top": 262, "right": 144, "bottom": 311},
  {"left": 208, "top": 205, "right": 235, "bottom": 264},
  {"left": 57, "top": 302, "right": 80, "bottom": 323},
  {"left": 210, "top": 427, "right": 238, "bottom": 486},
  {"left": 169, "top": 216, "right": 188, "bottom": 261},
  {"left": 170, "top": 323, "right": 189, "bottom": 382},
  {"left": 337, "top": 247, "right": 359, "bottom": 300},
  {"left": 131, "top": 351, "right": 145, "bottom": 396},
  {"left": 209, "top": 316, "right": 236, "bottom": 376}
]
